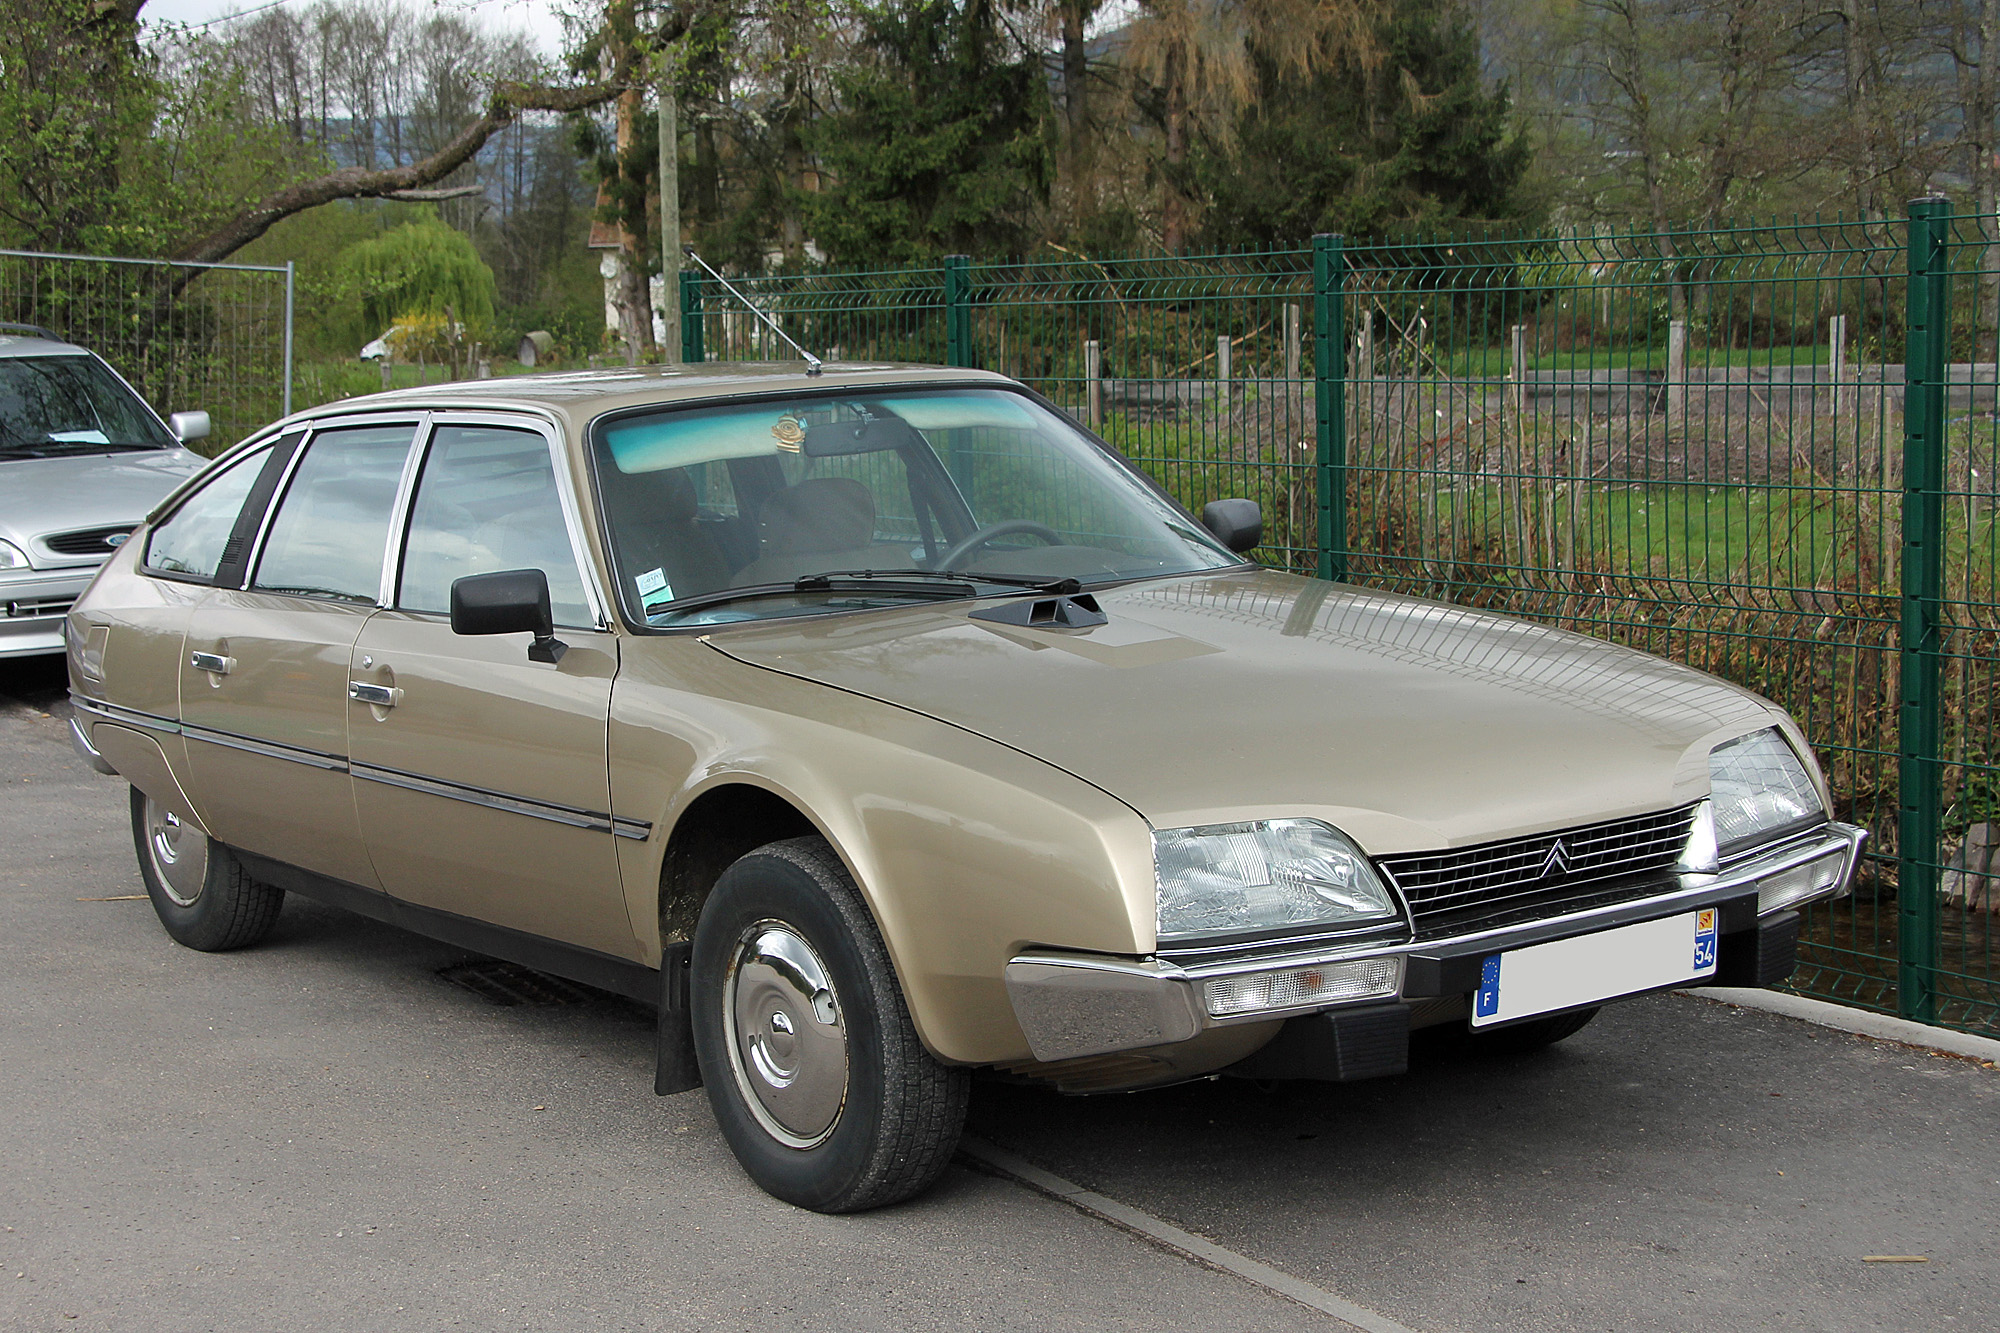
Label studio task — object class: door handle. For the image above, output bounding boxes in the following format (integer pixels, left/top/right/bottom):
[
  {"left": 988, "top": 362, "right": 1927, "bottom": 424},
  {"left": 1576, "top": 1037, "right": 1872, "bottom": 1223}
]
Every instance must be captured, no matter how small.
[
  {"left": 189, "top": 650, "right": 233, "bottom": 675},
  {"left": 347, "top": 681, "right": 400, "bottom": 708}
]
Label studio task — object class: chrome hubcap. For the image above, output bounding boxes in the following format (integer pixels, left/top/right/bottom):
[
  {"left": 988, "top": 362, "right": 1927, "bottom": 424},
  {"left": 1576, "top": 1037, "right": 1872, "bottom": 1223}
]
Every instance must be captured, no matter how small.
[
  {"left": 724, "top": 921, "right": 848, "bottom": 1148},
  {"left": 144, "top": 797, "right": 207, "bottom": 907}
]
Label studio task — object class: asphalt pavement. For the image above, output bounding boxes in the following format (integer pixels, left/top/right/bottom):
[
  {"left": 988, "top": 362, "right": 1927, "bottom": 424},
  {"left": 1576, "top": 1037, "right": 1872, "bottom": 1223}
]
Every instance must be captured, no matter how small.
[{"left": 3, "top": 653, "right": 1995, "bottom": 1333}]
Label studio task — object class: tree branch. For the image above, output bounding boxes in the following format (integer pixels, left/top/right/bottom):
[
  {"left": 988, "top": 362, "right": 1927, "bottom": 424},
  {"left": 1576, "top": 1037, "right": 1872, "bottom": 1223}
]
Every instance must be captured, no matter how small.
[
  {"left": 385, "top": 185, "right": 488, "bottom": 201},
  {"left": 169, "top": 80, "right": 621, "bottom": 268}
]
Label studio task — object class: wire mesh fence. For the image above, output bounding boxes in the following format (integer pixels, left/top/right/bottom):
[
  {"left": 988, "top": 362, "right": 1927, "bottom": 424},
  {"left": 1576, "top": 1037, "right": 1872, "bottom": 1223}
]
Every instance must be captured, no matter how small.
[
  {"left": 683, "top": 204, "right": 1999, "bottom": 1036},
  {"left": 0, "top": 249, "right": 293, "bottom": 455}
]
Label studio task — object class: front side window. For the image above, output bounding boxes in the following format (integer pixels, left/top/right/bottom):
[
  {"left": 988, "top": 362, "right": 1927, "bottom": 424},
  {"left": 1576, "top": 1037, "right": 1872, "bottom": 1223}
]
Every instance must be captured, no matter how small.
[
  {"left": 253, "top": 424, "right": 415, "bottom": 603},
  {"left": 0, "top": 355, "right": 174, "bottom": 457},
  {"left": 399, "top": 424, "right": 593, "bottom": 627},
  {"left": 144, "top": 444, "right": 273, "bottom": 580},
  {"left": 592, "top": 387, "right": 1238, "bottom": 627}
]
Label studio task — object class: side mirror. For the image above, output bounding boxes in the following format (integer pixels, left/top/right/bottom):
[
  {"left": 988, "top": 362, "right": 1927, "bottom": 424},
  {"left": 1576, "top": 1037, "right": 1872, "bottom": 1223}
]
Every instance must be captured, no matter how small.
[
  {"left": 450, "top": 568, "right": 567, "bottom": 664},
  {"left": 1200, "top": 498, "right": 1262, "bottom": 554},
  {"left": 169, "top": 410, "right": 211, "bottom": 444}
]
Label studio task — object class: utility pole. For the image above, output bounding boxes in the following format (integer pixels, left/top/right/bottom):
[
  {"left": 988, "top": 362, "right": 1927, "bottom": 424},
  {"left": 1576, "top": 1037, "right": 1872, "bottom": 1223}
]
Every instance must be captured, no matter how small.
[{"left": 658, "top": 41, "right": 682, "bottom": 364}]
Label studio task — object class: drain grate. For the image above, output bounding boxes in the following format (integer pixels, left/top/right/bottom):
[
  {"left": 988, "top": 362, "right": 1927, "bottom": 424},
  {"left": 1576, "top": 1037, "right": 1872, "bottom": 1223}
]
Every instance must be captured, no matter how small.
[{"left": 437, "top": 960, "right": 597, "bottom": 1007}]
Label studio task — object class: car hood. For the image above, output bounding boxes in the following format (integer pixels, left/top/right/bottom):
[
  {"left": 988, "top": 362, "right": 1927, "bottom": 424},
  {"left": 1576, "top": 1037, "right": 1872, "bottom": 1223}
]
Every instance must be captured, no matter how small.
[
  {"left": 0, "top": 448, "right": 207, "bottom": 563},
  {"left": 703, "top": 568, "right": 1783, "bottom": 854}
]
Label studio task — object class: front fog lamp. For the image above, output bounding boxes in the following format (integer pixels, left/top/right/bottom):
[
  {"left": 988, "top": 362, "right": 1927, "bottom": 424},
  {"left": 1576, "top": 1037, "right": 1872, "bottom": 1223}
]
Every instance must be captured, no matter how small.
[
  {"left": 1203, "top": 957, "right": 1402, "bottom": 1018},
  {"left": 1709, "top": 728, "right": 1824, "bottom": 854},
  {"left": 1154, "top": 819, "right": 1399, "bottom": 943},
  {"left": 1757, "top": 850, "right": 1849, "bottom": 914}
]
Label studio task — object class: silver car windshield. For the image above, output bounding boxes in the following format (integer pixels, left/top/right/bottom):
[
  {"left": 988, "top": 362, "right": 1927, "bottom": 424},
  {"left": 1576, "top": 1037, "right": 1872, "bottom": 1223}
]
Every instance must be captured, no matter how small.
[
  {"left": 593, "top": 387, "right": 1240, "bottom": 626},
  {"left": 0, "top": 354, "right": 174, "bottom": 457}
]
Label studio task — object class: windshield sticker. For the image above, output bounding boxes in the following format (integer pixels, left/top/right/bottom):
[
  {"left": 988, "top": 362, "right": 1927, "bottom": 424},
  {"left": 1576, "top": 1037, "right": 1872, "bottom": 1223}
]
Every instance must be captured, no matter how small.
[
  {"left": 771, "top": 415, "right": 806, "bottom": 452},
  {"left": 635, "top": 567, "right": 672, "bottom": 602}
]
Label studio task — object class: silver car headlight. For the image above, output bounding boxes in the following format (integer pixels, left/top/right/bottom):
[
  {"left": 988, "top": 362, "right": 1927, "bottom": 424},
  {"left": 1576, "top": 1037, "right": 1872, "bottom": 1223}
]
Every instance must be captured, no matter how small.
[
  {"left": 0, "top": 539, "right": 29, "bottom": 571},
  {"left": 1154, "top": 819, "right": 1400, "bottom": 944},
  {"left": 1709, "top": 728, "right": 1825, "bottom": 855}
]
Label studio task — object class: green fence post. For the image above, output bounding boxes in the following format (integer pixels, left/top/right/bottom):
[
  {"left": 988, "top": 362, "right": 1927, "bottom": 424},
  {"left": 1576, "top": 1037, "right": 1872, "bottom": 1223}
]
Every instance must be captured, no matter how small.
[
  {"left": 944, "top": 255, "right": 973, "bottom": 368},
  {"left": 679, "top": 269, "right": 704, "bottom": 363},
  {"left": 1899, "top": 196, "right": 1950, "bottom": 1026},
  {"left": 1313, "top": 233, "right": 1348, "bottom": 581}
]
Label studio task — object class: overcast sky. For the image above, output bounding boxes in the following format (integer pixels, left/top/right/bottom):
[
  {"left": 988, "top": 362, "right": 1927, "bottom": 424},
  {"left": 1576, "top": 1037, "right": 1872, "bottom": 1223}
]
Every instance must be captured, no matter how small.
[{"left": 140, "top": 0, "right": 568, "bottom": 58}]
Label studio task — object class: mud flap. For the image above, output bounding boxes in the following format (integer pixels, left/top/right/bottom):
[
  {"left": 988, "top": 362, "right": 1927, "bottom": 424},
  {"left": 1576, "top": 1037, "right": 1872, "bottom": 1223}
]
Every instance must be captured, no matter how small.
[{"left": 655, "top": 942, "right": 702, "bottom": 1094}]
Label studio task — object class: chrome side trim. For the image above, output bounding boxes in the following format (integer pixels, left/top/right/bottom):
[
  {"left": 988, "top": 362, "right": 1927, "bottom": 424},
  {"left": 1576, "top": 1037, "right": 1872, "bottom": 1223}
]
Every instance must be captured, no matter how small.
[
  {"left": 184, "top": 724, "right": 348, "bottom": 772},
  {"left": 68, "top": 716, "right": 117, "bottom": 775},
  {"left": 349, "top": 761, "right": 650, "bottom": 840},
  {"left": 69, "top": 695, "right": 181, "bottom": 735}
]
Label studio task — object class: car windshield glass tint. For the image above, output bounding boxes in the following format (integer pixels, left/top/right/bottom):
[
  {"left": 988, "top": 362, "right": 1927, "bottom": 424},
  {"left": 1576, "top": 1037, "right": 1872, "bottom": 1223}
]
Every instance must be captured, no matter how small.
[
  {"left": 0, "top": 355, "right": 173, "bottom": 456},
  {"left": 594, "top": 387, "right": 1240, "bottom": 626}
]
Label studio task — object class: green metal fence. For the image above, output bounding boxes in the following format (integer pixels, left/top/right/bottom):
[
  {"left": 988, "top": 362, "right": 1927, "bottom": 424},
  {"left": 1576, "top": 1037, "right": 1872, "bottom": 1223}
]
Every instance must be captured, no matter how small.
[{"left": 684, "top": 201, "right": 2000, "bottom": 1037}]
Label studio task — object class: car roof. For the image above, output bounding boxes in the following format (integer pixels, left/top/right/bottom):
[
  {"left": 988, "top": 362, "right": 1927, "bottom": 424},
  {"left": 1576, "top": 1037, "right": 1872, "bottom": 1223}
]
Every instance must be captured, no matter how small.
[
  {"left": 286, "top": 361, "right": 1021, "bottom": 436},
  {"left": 0, "top": 330, "right": 91, "bottom": 358}
]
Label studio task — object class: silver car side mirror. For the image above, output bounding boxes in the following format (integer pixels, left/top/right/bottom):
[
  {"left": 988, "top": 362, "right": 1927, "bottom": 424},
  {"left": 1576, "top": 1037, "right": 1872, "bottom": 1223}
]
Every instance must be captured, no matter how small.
[{"left": 168, "top": 411, "right": 211, "bottom": 444}]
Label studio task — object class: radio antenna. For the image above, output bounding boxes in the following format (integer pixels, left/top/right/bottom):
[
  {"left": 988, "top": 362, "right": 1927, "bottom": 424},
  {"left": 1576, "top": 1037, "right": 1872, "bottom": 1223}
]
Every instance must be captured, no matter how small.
[{"left": 681, "top": 249, "right": 824, "bottom": 376}]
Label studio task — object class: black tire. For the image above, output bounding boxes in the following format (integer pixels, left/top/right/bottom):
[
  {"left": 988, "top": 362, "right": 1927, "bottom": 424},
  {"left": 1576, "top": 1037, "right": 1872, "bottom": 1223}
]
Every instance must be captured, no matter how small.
[
  {"left": 691, "top": 835, "right": 969, "bottom": 1212},
  {"left": 1469, "top": 1006, "right": 1600, "bottom": 1056},
  {"left": 130, "top": 785, "right": 284, "bottom": 952}
]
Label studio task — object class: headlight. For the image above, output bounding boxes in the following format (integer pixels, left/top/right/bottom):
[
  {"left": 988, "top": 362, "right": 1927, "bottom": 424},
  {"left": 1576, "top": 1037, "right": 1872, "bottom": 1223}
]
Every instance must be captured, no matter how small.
[
  {"left": 0, "top": 539, "right": 29, "bottom": 571},
  {"left": 1709, "top": 728, "right": 1824, "bottom": 854},
  {"left": 1154, "top": 819, "right": 1400, "bottom": 943}
]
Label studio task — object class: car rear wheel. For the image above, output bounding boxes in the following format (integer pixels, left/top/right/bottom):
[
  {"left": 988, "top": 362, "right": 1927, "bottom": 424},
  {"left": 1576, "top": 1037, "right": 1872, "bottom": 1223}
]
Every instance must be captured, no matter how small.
[
  {"left": 130, "top": 786, "right": 284, "bottom": 951},
  {"left": 690, "top": 835, "right": 969, "bottom": 1212}
]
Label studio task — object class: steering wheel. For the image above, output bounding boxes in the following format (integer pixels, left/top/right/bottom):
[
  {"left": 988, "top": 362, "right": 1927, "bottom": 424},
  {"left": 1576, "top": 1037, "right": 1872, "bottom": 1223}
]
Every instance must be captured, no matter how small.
[{"left": 932, "top": 520, "right": 1064, "bottom": 572}]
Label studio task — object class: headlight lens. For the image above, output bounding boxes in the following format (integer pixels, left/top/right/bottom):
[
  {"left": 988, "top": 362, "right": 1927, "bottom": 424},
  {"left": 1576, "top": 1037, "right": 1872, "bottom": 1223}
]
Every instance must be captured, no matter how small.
[
  {"left": 1154, "top": 819, "right": 1400, "bottom": 943},
  {"left": 1709, "top": 728, "right": 1824, "bottom": 854},
  {"left": 0, "top": 539, "right": 29, "bottom": 571}
]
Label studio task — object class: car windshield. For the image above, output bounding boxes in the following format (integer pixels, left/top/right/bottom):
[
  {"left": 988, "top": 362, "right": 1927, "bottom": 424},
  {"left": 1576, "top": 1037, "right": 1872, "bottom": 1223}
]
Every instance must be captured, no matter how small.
[
  {"left": 0, "top": 354, "right": 174, "bottom": 458},
  {"left": 593, "top": 386, "right": 1241, "bottom": 626}
]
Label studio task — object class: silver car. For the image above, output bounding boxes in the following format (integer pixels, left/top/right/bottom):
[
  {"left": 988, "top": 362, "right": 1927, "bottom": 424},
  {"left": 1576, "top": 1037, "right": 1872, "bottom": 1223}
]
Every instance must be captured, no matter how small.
[{"left": 0, "top": 324, "right": 211, "bottom": 658}]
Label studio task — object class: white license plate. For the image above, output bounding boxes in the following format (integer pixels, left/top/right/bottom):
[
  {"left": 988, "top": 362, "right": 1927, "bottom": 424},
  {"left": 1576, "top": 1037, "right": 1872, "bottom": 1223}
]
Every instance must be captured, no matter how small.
[{"left": 1470, "top": 908, "right": 1719, "bottom": 1027}]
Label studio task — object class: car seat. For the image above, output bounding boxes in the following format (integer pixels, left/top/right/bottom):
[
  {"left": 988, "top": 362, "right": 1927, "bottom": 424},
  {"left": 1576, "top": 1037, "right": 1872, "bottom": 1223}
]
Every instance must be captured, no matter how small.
[
  {"left": 601, "top": 466, "right": 733, "bottom": 603},
  {"left": 731, "top": 477, "right": 917, "bottom": 586}
]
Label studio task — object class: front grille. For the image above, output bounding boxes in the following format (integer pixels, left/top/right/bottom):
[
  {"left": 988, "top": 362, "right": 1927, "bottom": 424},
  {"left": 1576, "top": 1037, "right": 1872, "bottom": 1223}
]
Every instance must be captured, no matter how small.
[
  {"left": 6, "top": 595, "right": 74, "bottom": 619},
  {"left": 42, "top": 525, "right": 133, "bottom": 557},
  {"left": 1378, "top": 804, "right": 1700, "bottom": 941}
]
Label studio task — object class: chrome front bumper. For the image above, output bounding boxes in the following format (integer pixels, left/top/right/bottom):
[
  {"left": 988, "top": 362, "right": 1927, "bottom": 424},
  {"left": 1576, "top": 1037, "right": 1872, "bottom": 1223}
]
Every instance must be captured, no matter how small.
[
  {"left": 1005, "top": 821, "right": 1868, "bottom": 1063},
  {"left": 0, "top": 569, "right": 92, "bottom": 659}
]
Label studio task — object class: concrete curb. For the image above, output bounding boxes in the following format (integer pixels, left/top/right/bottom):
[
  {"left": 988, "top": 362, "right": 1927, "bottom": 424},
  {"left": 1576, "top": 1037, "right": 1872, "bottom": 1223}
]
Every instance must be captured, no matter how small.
[
  {"left": 1683, "top": 987, "right": 2000, "bottom": 1062},
  {"left": 959, "top": 1135, "right": 1421, "bottom": 1333}
]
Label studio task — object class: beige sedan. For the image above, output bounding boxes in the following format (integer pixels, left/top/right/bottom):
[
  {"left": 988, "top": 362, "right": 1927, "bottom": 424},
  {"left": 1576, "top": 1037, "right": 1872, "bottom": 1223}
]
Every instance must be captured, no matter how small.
[{"left": 65, "top": 364, "right": 1865, "bottom": 1212}]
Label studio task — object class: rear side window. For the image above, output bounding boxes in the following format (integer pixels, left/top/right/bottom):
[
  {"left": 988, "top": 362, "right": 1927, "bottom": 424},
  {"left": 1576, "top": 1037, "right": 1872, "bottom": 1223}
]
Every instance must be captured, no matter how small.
[
  {"left": 143, "top": 445, "right": 272, "bottom": 579},
  {"left": 252, "top": 424, "right": 415, "bottom": 603}
]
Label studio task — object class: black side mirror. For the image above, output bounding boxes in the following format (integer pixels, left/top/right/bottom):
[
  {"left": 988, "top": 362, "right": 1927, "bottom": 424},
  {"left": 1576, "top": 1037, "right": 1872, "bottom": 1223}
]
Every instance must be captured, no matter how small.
[
  {"left": 1200, "top": 498, "right": 1262, "bottom": 554},
  {"left": 450, "top": 568, "right": 567, "bottom": 664}
]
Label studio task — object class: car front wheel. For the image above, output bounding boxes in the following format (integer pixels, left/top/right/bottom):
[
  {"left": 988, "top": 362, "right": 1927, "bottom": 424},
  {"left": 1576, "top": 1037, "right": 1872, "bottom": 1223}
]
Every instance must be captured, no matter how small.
[
  {"left": 130, "top": 786, "right": 284, "bottom": 951},
  {"left": 690, "top": 835, "right": 968, "bottom": 1212}
]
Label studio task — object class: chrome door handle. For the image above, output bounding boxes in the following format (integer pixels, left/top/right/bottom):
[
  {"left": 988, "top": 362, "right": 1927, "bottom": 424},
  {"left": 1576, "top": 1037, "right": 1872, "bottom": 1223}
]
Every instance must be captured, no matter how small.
[
  {"left": 189, "top": 651, "right": 232, "bottom": 675},
  {"left": 347, "top": 681, "right": 400, "bottom": 707}
]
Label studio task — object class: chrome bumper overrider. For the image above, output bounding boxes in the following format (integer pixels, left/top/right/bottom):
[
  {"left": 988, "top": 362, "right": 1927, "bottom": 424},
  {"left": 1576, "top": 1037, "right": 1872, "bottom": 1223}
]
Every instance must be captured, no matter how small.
[{"left": 1005, "top": 821, "right": 1868, "bottom": 1063}]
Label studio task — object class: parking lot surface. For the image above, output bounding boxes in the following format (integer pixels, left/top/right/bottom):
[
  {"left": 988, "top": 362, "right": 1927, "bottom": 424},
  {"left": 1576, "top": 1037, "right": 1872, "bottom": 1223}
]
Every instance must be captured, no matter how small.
[{"left": 4, "top": 654, "right": 1995, "bottom": 1332}]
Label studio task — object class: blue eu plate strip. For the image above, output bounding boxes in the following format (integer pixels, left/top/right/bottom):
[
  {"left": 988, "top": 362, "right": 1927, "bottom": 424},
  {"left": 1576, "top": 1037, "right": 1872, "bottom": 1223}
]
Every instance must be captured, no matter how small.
[{"left": 1475, "top": 954, "right": 1502, "bottom": 1018}]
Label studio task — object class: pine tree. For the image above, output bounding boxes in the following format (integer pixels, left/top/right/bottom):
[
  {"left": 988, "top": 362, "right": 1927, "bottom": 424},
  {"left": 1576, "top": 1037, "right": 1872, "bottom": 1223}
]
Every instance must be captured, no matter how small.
[{"left": 1192, "top": 0, "right": 1533, "bottom": 245}]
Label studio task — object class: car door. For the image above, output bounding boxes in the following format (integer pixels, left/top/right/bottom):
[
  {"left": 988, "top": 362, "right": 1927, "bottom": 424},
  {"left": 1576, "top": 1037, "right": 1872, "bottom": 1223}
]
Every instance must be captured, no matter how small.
[
  {"left": 178, "top": 418, "right": 423, "bottom": 890},
  {"left": 346, "top": 416, "right": 636, "bottom": 959}
]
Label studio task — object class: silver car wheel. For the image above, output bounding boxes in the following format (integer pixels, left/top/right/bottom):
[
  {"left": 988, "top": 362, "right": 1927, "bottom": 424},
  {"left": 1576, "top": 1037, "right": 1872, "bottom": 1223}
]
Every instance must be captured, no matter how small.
[
  {"left": 142, "top": 796, "right": 208, "bottom": 908},
  {"left": 724, "top": 920, "right": 849, "bottom": 1149}
]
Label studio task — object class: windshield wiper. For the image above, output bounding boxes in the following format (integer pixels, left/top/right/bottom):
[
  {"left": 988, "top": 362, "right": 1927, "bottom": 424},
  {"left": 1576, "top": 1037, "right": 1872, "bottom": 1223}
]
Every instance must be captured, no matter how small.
[
  {"left": 802, "top": 567, "right": 1086, "bottom": 595},
  {"left": 648, "top": 573, "right": 981, "bottom": 621}
]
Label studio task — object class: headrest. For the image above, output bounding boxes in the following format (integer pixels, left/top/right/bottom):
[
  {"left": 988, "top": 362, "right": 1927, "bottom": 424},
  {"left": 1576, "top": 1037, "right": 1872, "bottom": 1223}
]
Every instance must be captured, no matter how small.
[
  {"left": 759, "top": 477, "right": 875, "bottom": 555},
  {"left": 606, "top": 466, "right": 699, "bottom": 524}
]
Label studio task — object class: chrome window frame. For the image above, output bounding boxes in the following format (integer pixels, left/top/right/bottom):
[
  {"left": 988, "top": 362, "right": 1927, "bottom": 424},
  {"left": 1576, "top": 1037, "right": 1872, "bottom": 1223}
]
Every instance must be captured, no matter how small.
[{"left": 385, "top": 410, "right": 613, "bottom": 633}]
